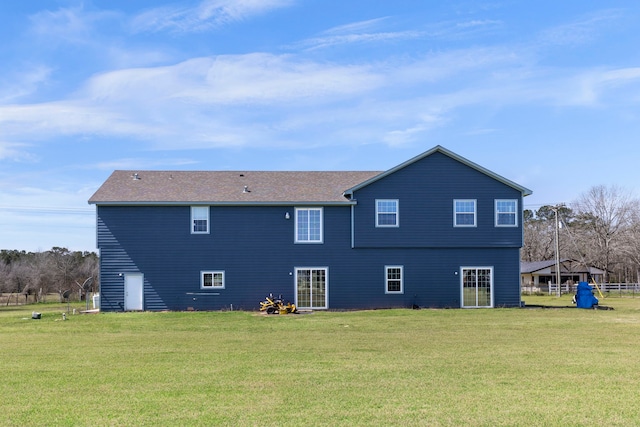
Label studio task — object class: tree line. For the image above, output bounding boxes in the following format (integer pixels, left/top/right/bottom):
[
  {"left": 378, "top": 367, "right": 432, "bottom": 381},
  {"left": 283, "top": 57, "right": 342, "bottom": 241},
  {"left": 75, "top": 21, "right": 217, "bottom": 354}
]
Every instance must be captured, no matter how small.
[
  {"left": 0, "top": 247, "right": 99, "bottom": 304},
  {"left": 523, "top": 185, "right": 640, "bottom": 283}
]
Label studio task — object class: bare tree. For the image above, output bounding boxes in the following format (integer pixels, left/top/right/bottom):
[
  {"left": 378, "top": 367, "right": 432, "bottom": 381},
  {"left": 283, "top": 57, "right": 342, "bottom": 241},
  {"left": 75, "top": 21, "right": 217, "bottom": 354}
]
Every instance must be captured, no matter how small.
[
  {"left": 7, "top": 260, "right": 30, "bottom": 302},
  {"left": 73, "top": 252, "right": 99, "bottom": 300},
  {"left": 22, "top": 251, "right": 55, "bottom": 302},
  {"left": 49, "top": 247, "right": 80, "bottom": 301},
  {"left": 572, "top": 185, "right": 638, "bottom": 283},
  {"left": 622, "top": 209, "right": 640, "bottom": 283},
  {"left": 522, "top": 205, "right": 574, "bottom": 262},
  {"left": 0, "top": 248, "right": 99, "bottom": 305}
]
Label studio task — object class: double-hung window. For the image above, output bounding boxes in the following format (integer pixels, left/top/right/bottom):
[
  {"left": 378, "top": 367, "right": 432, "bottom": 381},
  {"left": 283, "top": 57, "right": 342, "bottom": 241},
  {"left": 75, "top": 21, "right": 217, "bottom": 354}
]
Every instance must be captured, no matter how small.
[
  {"left": 495, "top": 199, "right": 518, "bottom": 227},
  {"left": 454, "top": 199, "right": 476, "bottom": 227},
  {"left": 385, "top": 266, "right": 404, "bottom": 294},
  {"left": 376, "top": 199, "right": 399, "bottom": 227},
  {"left": 201, "top": 271, "right": 224, "bottom": 289},
  {"left": 191, "top": 206, "right": 209, "bottom": 234},
  {"left": 295, "top": 207, "right": 323, "bottom": 243}
]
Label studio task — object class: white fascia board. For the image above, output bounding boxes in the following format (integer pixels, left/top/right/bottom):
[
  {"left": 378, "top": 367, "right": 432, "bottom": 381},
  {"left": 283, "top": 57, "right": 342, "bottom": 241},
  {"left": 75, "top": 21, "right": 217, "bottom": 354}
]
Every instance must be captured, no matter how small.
[{"left": 90, "top": 201, "right": 357, "bottom": 206}]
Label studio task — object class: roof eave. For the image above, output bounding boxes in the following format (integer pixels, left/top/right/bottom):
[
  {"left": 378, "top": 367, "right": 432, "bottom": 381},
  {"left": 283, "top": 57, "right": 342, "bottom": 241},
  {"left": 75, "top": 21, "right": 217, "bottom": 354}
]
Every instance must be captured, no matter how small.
[{"left": 89, "top": 200, "right": 357, "bottom": 206}]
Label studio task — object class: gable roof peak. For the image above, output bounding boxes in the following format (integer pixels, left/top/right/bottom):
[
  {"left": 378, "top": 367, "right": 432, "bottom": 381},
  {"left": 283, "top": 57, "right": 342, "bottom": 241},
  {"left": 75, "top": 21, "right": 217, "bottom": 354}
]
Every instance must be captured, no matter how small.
[{"left": 343, "top": 145, "right": 532, "bottom": 197}]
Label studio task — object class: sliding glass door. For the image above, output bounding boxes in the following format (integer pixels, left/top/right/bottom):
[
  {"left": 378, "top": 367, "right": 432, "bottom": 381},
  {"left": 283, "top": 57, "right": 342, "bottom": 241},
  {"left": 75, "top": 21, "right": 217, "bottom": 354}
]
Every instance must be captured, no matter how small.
[
  {"left": 461, "top": 267, "right": 493, "bottom": 308},
  {"left": 296, "top": 268, "right": 328, "bottom": 309}
]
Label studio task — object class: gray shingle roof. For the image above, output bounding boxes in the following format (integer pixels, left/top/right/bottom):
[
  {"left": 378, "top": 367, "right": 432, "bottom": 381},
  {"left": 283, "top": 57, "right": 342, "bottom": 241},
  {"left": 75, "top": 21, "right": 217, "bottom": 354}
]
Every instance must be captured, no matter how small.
[
  {"left": 88, "top": 146, "right": 533, "bottom": 206},
  {"left": 520, "top": 260, "right": 558, "bottom": 274},
  {"left": 88, "top": 170, "right": 382, "bottom": 205},
  {"left": 520, "top": 259, "right": 604, "bottom": 274}
]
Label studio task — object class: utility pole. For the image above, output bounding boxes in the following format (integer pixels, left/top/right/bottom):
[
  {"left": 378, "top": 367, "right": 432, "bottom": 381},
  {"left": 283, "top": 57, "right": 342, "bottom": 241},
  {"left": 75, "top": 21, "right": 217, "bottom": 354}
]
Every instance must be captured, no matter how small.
[{"left": 553, "top": 205, "right": 562, "bottom": 297}]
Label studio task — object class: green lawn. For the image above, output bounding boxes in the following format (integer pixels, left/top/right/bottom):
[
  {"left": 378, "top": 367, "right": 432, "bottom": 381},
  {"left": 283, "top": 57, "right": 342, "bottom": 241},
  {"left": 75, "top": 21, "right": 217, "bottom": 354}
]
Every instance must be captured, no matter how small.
[{"left": 2, "top": 296, "right": 640, "bottom": 426}]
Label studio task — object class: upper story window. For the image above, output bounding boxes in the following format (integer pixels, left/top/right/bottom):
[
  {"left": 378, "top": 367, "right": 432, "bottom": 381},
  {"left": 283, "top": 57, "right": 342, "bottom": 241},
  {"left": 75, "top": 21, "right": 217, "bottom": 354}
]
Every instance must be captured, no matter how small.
[
  {"left": 454, "top": 199, "right": 477, "bottom": 227},
  {"left": 295, "top": 207, "right": 323, "bottom": 243},
  {"left": 191, "top": 206, "right": 209, "bottom": 234},
  {"left": 385, "top": 266, "right": 404, "bottom": 294},
  {"left": 495, "top": 199, "right": 518, "bottom": 227},
  {"left": 201, "top": 271, "right": 224, "bottom": 289},
  {"left": 376, "top": 199, "right": 399, "bottom": 227}
]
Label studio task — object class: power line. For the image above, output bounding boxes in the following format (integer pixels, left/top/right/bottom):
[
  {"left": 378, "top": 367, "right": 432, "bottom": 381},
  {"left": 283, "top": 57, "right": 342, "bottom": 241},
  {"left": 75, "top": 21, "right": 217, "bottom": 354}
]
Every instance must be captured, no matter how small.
[{"left": 0, "top": 206, "right": 94, "bottom": 215}]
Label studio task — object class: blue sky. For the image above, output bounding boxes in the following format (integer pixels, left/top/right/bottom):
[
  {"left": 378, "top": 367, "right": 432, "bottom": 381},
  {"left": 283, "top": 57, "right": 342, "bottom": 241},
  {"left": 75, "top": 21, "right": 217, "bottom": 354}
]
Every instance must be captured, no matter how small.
[{"left": 1, "top": 0, "right": 639, "bottom": 252}]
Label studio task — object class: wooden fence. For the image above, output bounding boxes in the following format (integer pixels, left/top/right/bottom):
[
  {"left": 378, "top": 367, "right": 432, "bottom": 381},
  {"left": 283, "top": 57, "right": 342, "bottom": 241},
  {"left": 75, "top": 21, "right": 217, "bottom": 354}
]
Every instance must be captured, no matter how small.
[{"left": 546, "top": 283, "right": 640, "bottom": 295}]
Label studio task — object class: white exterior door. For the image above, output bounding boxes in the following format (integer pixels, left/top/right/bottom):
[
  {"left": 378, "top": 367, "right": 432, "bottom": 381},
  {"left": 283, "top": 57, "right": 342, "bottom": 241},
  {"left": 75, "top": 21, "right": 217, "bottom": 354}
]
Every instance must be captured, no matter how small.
[{"left": 124, "top": 273, "right": 144, "bottom": 310}]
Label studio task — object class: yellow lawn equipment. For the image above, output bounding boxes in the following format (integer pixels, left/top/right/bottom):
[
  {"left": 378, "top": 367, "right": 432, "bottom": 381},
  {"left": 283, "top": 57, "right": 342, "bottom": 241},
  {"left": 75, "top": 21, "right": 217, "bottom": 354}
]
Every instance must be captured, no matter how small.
[
  {"left": 259, "top": 293, "right": 297, "bottom": 314},
  {"left": 590, "top": 278, "right": 605, "bottom": 300}
]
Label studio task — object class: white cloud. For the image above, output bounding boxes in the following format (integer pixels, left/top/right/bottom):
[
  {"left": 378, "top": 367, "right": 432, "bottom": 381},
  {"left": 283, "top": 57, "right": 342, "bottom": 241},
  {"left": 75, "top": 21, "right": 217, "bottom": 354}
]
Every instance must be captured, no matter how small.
[
  {"left": 292, "top": 17, "right": 424, "bottom": 50},
  {"left": 0, "top": 65, "right": 52, "bottom": 103},
  {"left": 324, "top": 18, "right": 390, "bottom": 35},
  {"left": 104, "top": 46, "right": 176, "bottom": 70},
  {"left": 0, "top": 101, "right": 159, "bottom": 139},
  {"left": 2, "top": 37, "right": 638, "bottom": 156},
  {"left": 91, "top": 157, "right": 199, "bottom": 171},
  {"left": 131, "top": 0, "right": 293, "bottom": 33},
  {"left": 420, "top": 18, "right": 504, "bottom": 41},
  {"left": 292, "top": 17, "right": 504, "bottom": 51},
  {"left": 456, "top": 19, "right": 502, "bottom": 29},
  {"left": 81, "top": 54, "right": 383, "bottom": 105},
  {"left": 391, "top": 46, "right": 522, "bottom": 85},
  {"left": 600, "top": 67, "right": 640, "bottom": 83},
  {"left": 294, "top": 30, "right": 425, "bottom": 51},
  {"left": 500, "top": 66, "right": 640, "bottom": 108},
  {"left": 201, "top": 54, "right": 383, "bottom": 103},
  {"left": 0, "top": 141, "right": 35, "bottom": 162},
  {"left": 382, "top": 116, "right": 443, "bottom": 147},
  {"left": 28, "top": 6, "right": 118, "bottom": 45},
  {"left": 571, "top": 67, "right": 640, "bottom": 106},
  {"left": 538, "top": 9, "right": 622, "bottom": 46}
]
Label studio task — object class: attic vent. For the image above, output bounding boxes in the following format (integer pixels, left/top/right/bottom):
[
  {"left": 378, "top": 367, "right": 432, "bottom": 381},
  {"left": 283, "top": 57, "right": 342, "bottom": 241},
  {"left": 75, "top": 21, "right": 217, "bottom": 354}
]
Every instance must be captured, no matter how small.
[
  {"left": 132, "top": 173, "right": 140, "bottom": 180},
  {"left": 243, "top": 185, "right": 250, "bottom": 193}
]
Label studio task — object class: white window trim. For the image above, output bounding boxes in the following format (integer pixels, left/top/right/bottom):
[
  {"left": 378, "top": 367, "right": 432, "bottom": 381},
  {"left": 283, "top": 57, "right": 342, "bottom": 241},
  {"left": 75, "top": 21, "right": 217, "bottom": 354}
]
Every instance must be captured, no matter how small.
[
  {"left": 191, "top": 206, "right": 210, "bottom": 234},
  {"left": 295, "top": 207, "right": 324, "bottom": 244},
  {"left": 201, "top": 270, "right": 225, "bottom": 289},
  {"left": 495, "top": 199, "right": 518, "bottom": 227},
  {"left": 376, "top": 199, "right": 399, "bottom": 228},
  {"left": 454, "top": 199, "right": 477, "bottom": 227},
  {"left": 385, "top": 265, "right": 404, "bottom": 294}
]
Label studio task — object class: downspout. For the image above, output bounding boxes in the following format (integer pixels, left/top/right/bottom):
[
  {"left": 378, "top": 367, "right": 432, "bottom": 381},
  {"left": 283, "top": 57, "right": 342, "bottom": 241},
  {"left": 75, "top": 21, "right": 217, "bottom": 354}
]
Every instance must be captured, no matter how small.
[
  {"left": 519, "top": 195, "right": 525, "bottom": 307},
  {"left": 344, "top": 191, "right": 356, "bottom": 249},
  {"left": 351, "top": 204, "right": 355, "bottom": 248}
]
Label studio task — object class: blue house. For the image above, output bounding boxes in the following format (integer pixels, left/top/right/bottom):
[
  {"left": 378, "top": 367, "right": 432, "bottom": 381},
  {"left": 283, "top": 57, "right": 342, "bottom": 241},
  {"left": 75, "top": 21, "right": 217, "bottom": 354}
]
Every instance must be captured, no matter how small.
[{"left": 88, "top": 146, "right": 532, "bottom": 311}]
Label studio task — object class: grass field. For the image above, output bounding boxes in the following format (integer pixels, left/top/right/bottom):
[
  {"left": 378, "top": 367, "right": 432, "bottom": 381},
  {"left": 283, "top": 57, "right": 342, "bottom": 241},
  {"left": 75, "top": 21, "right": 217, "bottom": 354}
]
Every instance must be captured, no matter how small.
[{"left": 2, "top": 295, "right": 640, "bottom": 426}]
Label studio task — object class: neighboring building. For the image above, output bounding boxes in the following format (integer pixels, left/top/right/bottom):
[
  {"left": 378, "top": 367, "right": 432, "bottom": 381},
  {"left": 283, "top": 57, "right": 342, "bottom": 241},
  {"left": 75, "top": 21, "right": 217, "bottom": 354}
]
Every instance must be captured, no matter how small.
[
  {"left": 88, "top": 145, "right": 532, "bottom": 311},
  {"left": 520, "top": 259, "right": 606, "bottom": 293}
]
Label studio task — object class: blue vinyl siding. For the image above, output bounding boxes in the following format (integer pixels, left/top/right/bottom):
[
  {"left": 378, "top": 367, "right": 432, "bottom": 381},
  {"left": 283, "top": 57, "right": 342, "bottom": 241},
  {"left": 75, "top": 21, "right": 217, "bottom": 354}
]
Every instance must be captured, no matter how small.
[
  {"left": 95, "top": 150, "right": 525, "bottom": 311},
  {"left": 98, "top": 205, "right": 354, "bottom": 311},
  {"left": 97, "top": 205, "right": 522, "bottom": 311},
  {"left": 352, "top": 151, "right": 523, "bottom": 248}
]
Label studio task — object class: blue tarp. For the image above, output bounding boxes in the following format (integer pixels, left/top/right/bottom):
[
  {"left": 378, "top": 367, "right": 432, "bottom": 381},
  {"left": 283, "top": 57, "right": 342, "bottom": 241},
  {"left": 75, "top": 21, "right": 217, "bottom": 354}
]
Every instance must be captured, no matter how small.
[{"left": 575, "top": 281, "right": 598, "bottom": 309}]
